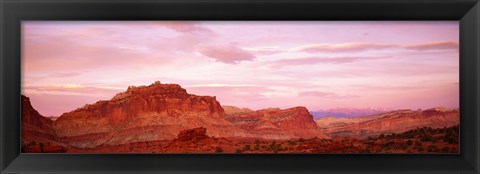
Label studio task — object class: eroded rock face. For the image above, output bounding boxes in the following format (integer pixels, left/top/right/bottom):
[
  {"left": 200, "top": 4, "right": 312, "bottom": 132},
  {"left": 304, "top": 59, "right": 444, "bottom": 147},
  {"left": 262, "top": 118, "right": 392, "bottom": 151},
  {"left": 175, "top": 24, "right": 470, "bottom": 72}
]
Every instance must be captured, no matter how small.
[
  {"left": 51, "top": 82, "right": 330, "bottom": 148},
  {"left": 177, "top": 127, "right": 207, "bottom": 141},
  {"left": 223, "top": 105, "right": 254, "bottom": 115},
  {"left": 164, "top": 127, "right": 234, "bottom": 153},
  {"left": 53, "top": 81, "right": 245, "bottom": 148},
  {"left": 315, "top": 108, "right": 459, "bottom": 138},
  {"left": 22, "top": 95, "right": 54, "bottom": 131},
  {"left": 21, "top": 95, "right": 64, "bottom": 152},
  {"left": 226, "top": 106, "right": 329, "bottom": 139},
  {"left": 21, "top": 95, "right": 56, "bottom": 140}
]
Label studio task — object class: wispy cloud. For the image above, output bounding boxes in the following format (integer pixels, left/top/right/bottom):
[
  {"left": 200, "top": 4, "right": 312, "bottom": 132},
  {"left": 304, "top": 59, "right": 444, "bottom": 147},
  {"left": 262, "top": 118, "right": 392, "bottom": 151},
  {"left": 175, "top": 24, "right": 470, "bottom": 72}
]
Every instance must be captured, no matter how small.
[
  {"left": 288, "top": 41, "right": 458, "bottom": 54},
  {"left": 298, "top": 91, "right": 359, "bottom": 98},
  {"left": 23, "top": 85, "right": 123, "bottom": 96},
  {"left": 242, "top": 46, "right": 284, "bottom": 56},
  {"left": 22, "top": 21, "right": 459, "bottom": 114},
  {"left": 404, "top": 41, "right": 458, "bottom": 51},
  {"left": 197, "top": 44, "right": 256, "bottom": 64},
  {"left": 48, "top": 72, "right": 82, "bottom": 78},
  {"left": 290, "top": 43, "right": 398, "bottom": 53},
  {"left": 161, "top": 22, "right": 213, "bottom": 34},
  {"left": 186, "top": 85, "right": 273, "bottom": 106},
  {"left": 268, "top": 56, "right": 386, "bottom": 67}
]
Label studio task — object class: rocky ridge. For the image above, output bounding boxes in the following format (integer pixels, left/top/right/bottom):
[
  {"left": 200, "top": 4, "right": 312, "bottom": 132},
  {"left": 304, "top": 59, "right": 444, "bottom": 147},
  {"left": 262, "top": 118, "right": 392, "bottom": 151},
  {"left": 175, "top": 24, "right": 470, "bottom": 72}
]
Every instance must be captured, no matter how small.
[{"left": 315, "top": 107, "right": 459, "bottom": 138}]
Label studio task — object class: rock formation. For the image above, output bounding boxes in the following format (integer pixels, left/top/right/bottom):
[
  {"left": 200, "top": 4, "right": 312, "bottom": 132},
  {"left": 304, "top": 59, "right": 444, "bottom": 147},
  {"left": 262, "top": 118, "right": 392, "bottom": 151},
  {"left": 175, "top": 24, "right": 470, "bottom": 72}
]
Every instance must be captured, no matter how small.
[
  {"left": 226, "top": 106, "right": 329, "bottom": 139},
  {"left": 21, "top": 95, "right": 56, "bottom": 142},
  {"left": 164, "top": 127, "right": 234, "bottom": 153},
  {"left": 21, "top": 95, "right": 67, "bottom": 152},
  {"left": 177, "top": 127, "right": 208, "bottom": 141},
  {"left": 315, "top": 108, "right": 459, "bottom": 138},
  {"left": 53, "top": 81, "right": 248, "bottom": 148},
  {"left": 222, "top": 105, "right": 254, "bottom": 115}
]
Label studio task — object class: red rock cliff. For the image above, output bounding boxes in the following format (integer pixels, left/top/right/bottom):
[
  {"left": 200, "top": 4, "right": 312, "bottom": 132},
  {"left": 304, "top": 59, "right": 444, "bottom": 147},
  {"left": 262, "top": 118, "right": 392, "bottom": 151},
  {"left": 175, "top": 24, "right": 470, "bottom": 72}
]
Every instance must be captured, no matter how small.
[
  {"left": 315, "top": 107, "right": 459, "bottom": 138},
  {"left": 21, "top": 95, "right": 57, "bottom": 144},
  {"left": 53, "top": 81, "right": 247, "bottom": 148},
  {"left": 226, "top": 106, "right": 328, "bottom": 139}
]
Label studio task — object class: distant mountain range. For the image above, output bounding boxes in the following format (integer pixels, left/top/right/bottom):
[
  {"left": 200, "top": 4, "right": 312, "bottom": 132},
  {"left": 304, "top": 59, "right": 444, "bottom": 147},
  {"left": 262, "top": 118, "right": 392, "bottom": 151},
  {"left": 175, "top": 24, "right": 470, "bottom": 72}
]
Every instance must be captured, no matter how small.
[{"left": 310, "top": 107, "right": 392, "bottom": 119}]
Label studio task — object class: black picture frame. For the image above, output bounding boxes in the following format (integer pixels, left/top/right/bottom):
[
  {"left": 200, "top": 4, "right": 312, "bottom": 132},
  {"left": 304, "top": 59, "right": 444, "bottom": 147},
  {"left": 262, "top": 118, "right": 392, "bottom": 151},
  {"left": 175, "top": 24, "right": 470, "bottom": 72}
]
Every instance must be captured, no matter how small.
[{"left": 1, "top": 0, "right": 479, "bottom": 173}]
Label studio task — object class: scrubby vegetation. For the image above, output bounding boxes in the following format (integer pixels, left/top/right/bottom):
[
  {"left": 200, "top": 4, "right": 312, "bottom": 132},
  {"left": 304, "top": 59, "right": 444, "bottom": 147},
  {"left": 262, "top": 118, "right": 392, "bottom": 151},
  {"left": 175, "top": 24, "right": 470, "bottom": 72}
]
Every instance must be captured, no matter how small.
[
  {"left": 220, "top": 125, "right": 459, "bottom": 154},
  {"left": 22, "top": 125, "right": 459, "bottom": 154}
]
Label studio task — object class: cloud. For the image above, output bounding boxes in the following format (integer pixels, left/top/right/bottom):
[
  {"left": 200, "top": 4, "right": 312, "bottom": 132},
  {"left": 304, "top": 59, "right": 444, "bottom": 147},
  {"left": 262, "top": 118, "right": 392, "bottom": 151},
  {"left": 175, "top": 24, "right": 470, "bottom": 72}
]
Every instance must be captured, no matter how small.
[
  {"left": 290, "top": 43, "right": 398, "bottom": 53},
  {"left": 298, "top": 91, "right": 359, "bottom": 98},
  {"left": 48, "top": 72, "right": 82, "bottom": 78},
  {"left": 242, "top": 46, "right": 284, "bottom": 56},
  {"left": 186, "top": 85, "right": 273, "bottom": 105},
  {"left": 197, "top": 44, "right": 256, "bottom": 64},
  {"left": 25, "top": 93, "right": 106, "bottom": 116},
  {"left": 269, "top": 56, "right": 386, "bottom": 67},
  {"left": 404, "top": 41, "right": 458, "bottom": 51},
  {"left": 162, "top": 22, "right": 213, "bottom": 34},
  {"left": 23, "top": 85, "right": 123, "bottom": 96},
  {"left": 351, "top": 81, "right": 458, "bottom": 91}
]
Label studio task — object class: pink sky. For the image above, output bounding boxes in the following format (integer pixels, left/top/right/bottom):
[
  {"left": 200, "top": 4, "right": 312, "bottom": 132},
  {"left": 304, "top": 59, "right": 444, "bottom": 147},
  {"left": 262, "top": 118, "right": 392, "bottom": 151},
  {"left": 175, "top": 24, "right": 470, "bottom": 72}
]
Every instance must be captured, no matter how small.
[{"left": 21, "top": 21, "right": 459, "bottom": 116}]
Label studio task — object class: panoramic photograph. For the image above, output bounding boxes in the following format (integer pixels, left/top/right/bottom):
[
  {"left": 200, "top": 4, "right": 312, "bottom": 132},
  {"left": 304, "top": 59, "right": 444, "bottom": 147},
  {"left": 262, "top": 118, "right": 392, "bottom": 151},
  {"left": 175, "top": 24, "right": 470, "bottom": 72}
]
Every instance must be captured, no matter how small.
[{"left": 21, "top": 21, "right": 459, "bottom": 153}]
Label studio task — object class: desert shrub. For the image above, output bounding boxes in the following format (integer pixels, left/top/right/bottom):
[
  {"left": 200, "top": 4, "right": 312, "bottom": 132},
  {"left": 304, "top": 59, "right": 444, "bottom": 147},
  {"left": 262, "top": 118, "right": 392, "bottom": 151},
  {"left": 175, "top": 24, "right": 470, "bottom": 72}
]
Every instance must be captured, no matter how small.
[
  {"left": 359, "top": 149, "right": 371, "bottom": 153},
  {"left": 444, "top": 134, "right": 459, "bottom": 144},
  {"left": 364, "top": 141, "right": 374, "bottom": 146},
  {"left": 415, "top": 141, "right": 422, "bottom": 146},
  {"left": 400, "top": 143, "right": 409, "bottom": 150},
  {"left": 272, "top": 144, "right": 281, "bottom": 152},
  {"left": 272, "top": 147, "right": 279, "bottom": 153},
  {"left": 269, "top": 141, "right": 277, "bottom": 148},
  {"left": 382, "top": 141, "right": 394, "bottom": 147},
  {"left": 255, "top": 139, "right": 260, "bottom": 144},
  {"left": 427, "top": 145, "right": 438, "bottom": 152},
  {"left": 421, "top": 136, "right": 432, "bottom": 142},
  {"left": 242, "top": 144, "right": 251, "bottom": 151},
  {"left": 215, "top": 146, "right": 223, "bottom": 153},
  {"left": 406, "top": 140, "right": 413, "bottom": 146},
  {"left": 39, "top": 143, "right": 44, "bottom": 153}
]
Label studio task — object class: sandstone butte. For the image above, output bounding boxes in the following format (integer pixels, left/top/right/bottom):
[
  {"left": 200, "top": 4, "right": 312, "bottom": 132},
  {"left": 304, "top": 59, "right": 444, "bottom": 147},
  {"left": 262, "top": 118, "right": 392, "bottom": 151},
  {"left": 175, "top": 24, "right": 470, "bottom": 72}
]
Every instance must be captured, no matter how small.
[{"left": 48, "top": 81, "right": 327, "bottom": 148}]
